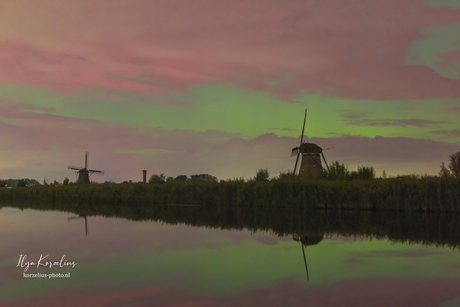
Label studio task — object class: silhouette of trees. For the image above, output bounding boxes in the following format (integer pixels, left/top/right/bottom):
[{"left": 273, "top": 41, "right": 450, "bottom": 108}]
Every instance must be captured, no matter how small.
[
  {"left": 148, "top": 174, "right": 166, "bottom": 184},
  {"left": 324, "top": 161, "right": 349, "bottom": 180},
  {"left": 439, "top": 162, "right": 451, "bottom": 178},
  {"left": 174, "top": 175, "right": 188, "bottom": 182},
  {"left": 254, "top": 168, "right": 270, "bottom": 181},
  {"left": 448, "top": 151, "right": 460, "bottom": 179},
  {"left": 17, "top": 179, "right": 27, "bottom": 187},
  {"left": 277, "top": 170, "right": 296, "bottom": 180},
  {"left": 355, "top": 166, "right": 376, "bottom": 180},
  {"left": 189, "top": 174, "right": 218, "bottom": 182},
  {"left": 439, "top": 151, "right": 460, "bottom": 179}
]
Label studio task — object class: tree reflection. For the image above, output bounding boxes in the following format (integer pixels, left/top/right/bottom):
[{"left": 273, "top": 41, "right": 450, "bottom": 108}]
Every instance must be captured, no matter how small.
[{"left": 3, "top": 201, "right": 460, "bottom": 248}]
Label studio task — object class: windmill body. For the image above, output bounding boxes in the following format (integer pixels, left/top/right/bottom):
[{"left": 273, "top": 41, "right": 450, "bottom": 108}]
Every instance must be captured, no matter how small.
[
  {"left": 68, "top": 152, "right": 104, "bottom": 184},
  {"left": 77, "top": 170, "right": 91, "bottom": 184},
  {"left": 291, "top": 109, "right": 330, "bottom": 179},
  {"left": 298, "top": 143, "right": 324, "bottom": 179}
]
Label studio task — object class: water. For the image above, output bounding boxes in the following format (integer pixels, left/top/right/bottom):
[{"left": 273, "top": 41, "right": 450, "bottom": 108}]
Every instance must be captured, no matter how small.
[{"left": 1, "top": 205, "right": 460, "bottom": 307}]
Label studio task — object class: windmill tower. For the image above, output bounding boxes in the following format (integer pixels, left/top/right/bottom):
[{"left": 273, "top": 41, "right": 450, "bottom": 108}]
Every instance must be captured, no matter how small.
[
  {"left": 291, "top": 109, "right": 330, "bottom": 179},
  {"left": 68, "top": 152, "right": 104, "bottom": 184}
]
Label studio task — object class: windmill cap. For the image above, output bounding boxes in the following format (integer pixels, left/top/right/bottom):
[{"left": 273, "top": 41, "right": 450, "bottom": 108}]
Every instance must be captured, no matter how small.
[{"left": 299, "top": 143, "right": 323, "bottom": 154}]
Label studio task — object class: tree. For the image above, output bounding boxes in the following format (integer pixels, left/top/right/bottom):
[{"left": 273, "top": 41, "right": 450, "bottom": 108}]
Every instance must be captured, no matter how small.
[
  {"left": 63, "top": 177, "right": 70, "bottom": 185},
  {"left": 448, "top": 151, "right": 460, "bottom": 179},
  {"left": 356, "top": 166, "right": 375, "bottom": 180},
  {"left": 174, "top": 175, "right": 188, "bottom": 182},
  {"left": 166, "top": 177, "right": 174, "bottom": 182},
  {"left": 189, "top": 174, "right": 218, "bottom": 182},
  {"left": 17, "top": 179, "right": 27, "bottom": 187},
  {"left": 324, "top": 161, "right": 349, "bottom": 180},
  {"left": 439, "top": 162, "right": 451, "bottom": 178},
  {"left": 277, "top": 170, "right": 296, "bottom": 180},
  {"left": 348, "top": 170, "right": 359, "bottom": 180},
  {"left": 148, "top": 173, "right": 166, "bottom": 184},
  {"left": 254, "top": 168, "right": 270, "bottom": 181}
]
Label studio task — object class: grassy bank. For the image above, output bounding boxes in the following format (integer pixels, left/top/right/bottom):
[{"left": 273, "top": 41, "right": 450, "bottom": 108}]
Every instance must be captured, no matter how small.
[{"left": 1, "top": 177, "right": 459, "bottom": 211}]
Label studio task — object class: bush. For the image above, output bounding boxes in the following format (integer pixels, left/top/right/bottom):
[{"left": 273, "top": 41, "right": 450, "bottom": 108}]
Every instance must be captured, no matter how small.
[
  {"left": 254, "top": 168, "right": 270, "bottom": 181},
  {"left": 148, "top": 174, "right": 166, "bottom": 184}
]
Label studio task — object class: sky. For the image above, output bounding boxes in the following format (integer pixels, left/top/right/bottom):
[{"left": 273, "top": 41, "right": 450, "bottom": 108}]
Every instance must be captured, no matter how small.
[{"left": 0, "top": 0, "right": 459, "bottom": 183}]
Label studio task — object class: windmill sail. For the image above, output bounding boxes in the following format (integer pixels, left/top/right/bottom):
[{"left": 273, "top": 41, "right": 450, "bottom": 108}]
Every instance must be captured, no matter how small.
[
  {"left": 293, "top": 109, "right": 307, "bottom": 174},
  {"left": 290, "top": 110, "right": 331, "bottom": 179},
  {"left": 68, "top": 152, "right": 104, "bottom": 184}
]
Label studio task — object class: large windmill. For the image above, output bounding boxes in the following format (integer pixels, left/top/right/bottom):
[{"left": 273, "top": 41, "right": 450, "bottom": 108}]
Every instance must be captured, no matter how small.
[
  {"left": 291, "top": 109, "right": 330, "bottom": 179},
  {"left": 68, "top": 152, "right": 104, "bottom": 184}
]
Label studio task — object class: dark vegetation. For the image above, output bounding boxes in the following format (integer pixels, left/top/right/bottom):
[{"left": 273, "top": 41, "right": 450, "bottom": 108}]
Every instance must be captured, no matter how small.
[
  {"left": 2, "top": 201, "right": 460, "bottom": 249},
  {"left": 0, "top": 151, "right": 459, "bottom": 212},
  {"left": 0, "top": 175, "right": 459, "bottom": 212}
]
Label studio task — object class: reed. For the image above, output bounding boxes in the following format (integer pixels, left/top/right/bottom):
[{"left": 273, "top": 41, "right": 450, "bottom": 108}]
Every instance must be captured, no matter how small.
[{"left": 1, "top": 177, "right": 459, "bottom": 211}]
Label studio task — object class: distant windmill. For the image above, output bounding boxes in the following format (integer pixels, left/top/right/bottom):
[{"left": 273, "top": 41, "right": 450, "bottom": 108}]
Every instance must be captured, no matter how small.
[
  {"left": 293, "top": 234, "right": 323, "bottom": 280},
  {"left": 68, "top": 215, "right": 88, "bottom": 235},
  {"left": 291, "top": 109, "right": 331, "bottom": 178},
  {"left": 68, "top": 152, "right": 104, "bottom": 184}
]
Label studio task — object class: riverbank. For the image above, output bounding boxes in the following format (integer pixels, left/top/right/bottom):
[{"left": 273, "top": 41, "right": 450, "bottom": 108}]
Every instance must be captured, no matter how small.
[{"left": 0, "top": 177, "right": 459, "bottom": 211}]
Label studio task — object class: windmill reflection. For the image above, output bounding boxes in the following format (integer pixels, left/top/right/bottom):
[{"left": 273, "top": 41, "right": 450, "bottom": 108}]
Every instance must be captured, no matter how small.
[
  {"left": 293, "top": 234, "right": 323, "bottom": 280},
  {"left": 68, "top": 215, "right": 88, "bottom": 235}
]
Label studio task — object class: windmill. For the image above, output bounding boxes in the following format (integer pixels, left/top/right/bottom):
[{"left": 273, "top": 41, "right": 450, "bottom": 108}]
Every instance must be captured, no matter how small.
[
  {"left": 68, "top": 215, "right": 88, "bottom": 235},
  {"left": 68, "top": 152, "right": 104, "bottom": 184},
  {"left": 291, "top": 109, "right": 330, "bottom": 179},
  {"left": 293, "top": 234, "right": 323, "bottom": 280}
]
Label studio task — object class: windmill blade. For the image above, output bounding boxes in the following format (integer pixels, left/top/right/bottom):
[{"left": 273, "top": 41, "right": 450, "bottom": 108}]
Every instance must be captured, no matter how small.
[
  {"left": 68, "top": 216, "right": 84, "bottom": 221},
  {"left": 299, "top": 108, "right": 307, "bottom": 146},
  {"left": 321, "top": 152, "right": 330, "bottom": 172},
  {"left": 301, "top": 242, "right": 309, "bottom": 281},
  {"left": 85, "top": 151, "right": 89, "bottom": 169},
  {"left": 68, "top": 165, "right": 83, "bottom": 170},
  {"left": 88, "top": 169, "right": 104, "bottom": 174},
  {"left": 293, "top": 109, "right": 307, "bottom": 174},
  {"left": 293, "top": 151, "right": 301, "bottom": 174}
]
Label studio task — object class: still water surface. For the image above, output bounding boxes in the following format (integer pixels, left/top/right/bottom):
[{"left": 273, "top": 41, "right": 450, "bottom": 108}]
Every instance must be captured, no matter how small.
[{"left": 1, "top": 206, "right": 460, "bottom": 306}]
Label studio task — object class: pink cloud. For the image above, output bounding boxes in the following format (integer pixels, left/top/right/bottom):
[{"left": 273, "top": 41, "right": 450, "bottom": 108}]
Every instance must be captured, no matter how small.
[
  {"left": 0, "top": 42, "right": 165, "bottom": 94},
  {"left": 0, "top": 0, "right": 460, "bottom": 99}
]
